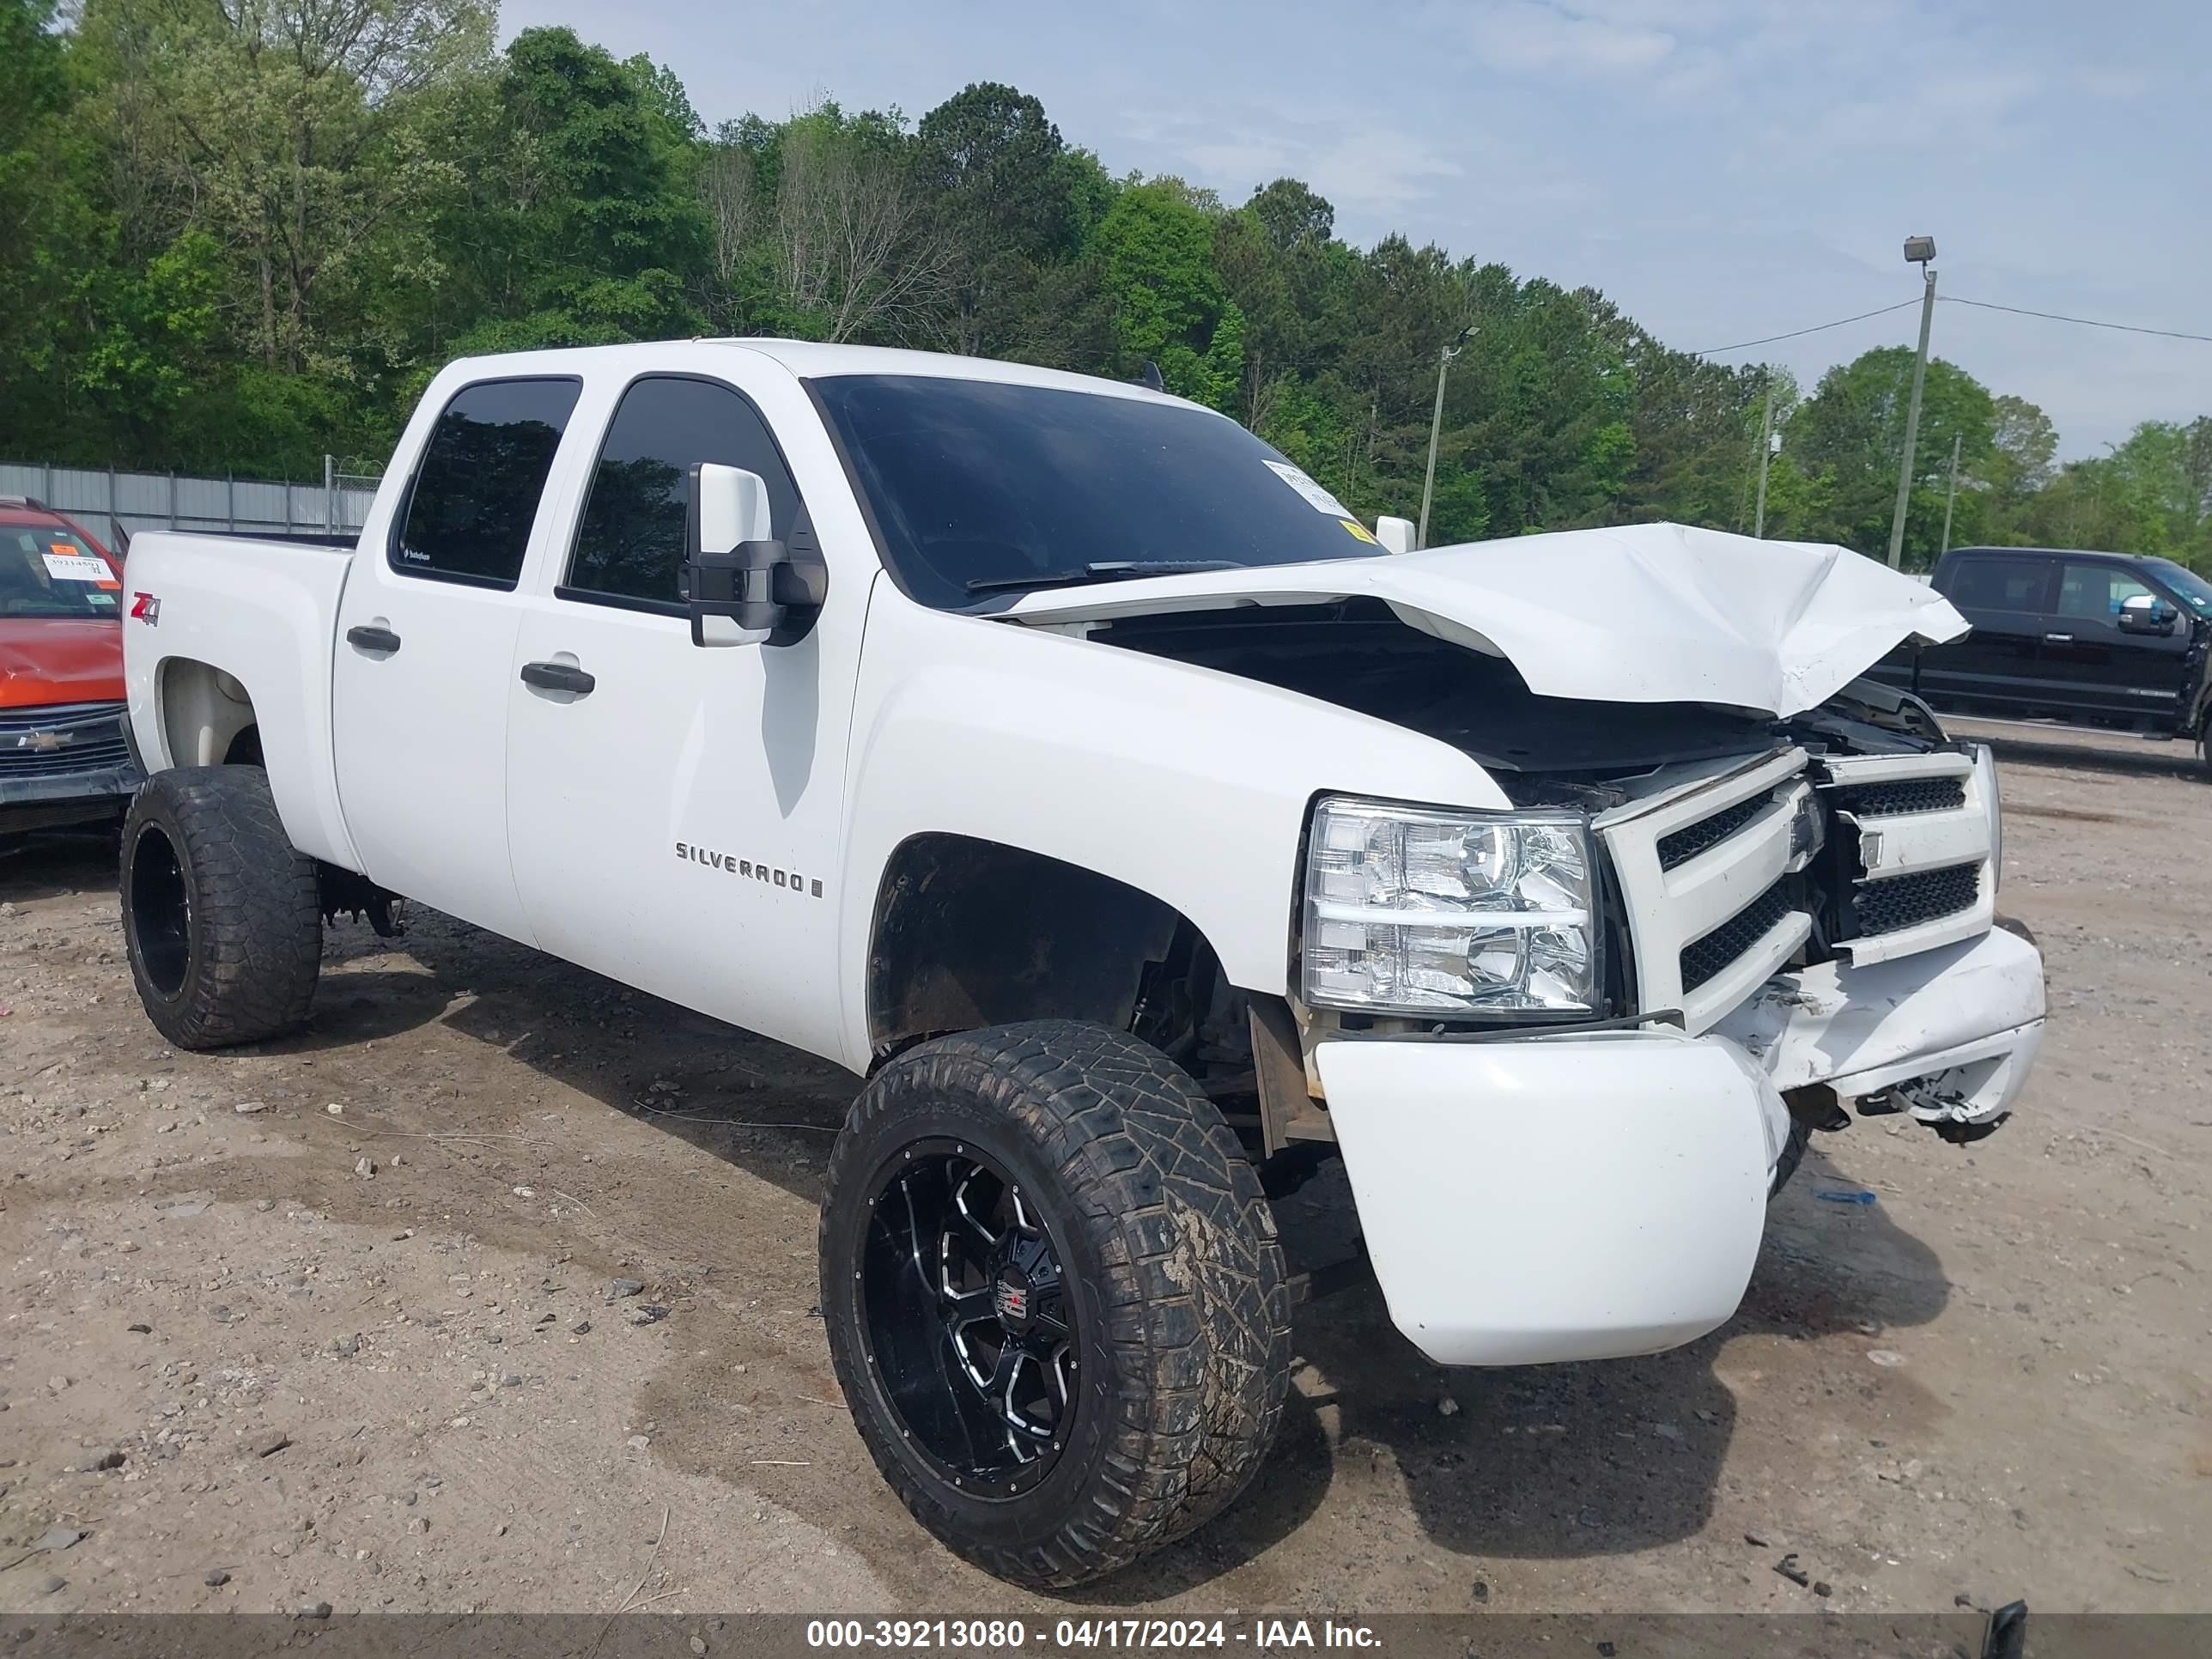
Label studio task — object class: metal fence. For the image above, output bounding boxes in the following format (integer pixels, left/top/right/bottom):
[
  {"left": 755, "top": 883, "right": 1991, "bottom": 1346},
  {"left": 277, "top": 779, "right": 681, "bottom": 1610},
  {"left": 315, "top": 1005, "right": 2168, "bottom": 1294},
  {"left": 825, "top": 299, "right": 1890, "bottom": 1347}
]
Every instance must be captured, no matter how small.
[{"left": 0, "top": 457, "right": 379, "bottom": 549}]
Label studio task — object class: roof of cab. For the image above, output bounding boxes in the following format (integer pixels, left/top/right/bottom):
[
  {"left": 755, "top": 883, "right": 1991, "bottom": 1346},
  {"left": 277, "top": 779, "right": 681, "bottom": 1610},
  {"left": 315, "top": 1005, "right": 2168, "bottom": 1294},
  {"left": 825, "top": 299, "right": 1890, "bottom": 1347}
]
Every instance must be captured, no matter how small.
[
  {"left": 0, "top": 497, "right": 69, "bottom": 526},
  {"left": 436, "top": 337, "right": 1206, "bottom": 412}
]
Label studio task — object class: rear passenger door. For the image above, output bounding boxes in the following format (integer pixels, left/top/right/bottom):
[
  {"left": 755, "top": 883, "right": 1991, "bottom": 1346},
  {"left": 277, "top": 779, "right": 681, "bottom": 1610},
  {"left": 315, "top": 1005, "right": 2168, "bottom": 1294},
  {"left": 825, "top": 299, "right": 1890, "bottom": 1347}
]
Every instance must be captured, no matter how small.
[
  {"left": 2039, "top": 560, "right": 2196, "bottom": 722},
  {"left": 332, "top": 375, "right": 582, "bottom": 942},
  {"left": 1923, "top": 553, "right": 2054, "bottom": 714}
]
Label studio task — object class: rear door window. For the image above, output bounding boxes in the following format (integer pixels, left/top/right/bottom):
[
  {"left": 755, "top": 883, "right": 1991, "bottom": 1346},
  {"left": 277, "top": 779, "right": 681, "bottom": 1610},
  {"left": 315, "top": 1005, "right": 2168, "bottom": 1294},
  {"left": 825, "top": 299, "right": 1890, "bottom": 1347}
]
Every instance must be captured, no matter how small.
[
  {"left": 1947, "top": 556, "right": 2053, "bottom": 613},
  {"left": 392, "top": 378, "right": 583, "bottom": 589}
]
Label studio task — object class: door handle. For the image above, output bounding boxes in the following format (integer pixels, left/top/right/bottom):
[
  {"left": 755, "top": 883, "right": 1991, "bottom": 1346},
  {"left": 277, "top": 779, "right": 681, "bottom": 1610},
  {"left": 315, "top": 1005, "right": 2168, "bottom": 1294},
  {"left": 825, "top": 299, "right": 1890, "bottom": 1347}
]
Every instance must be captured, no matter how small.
[
  {"left": 520, "top": 659, "right": 596, "bottom": 696},
  {"left": 346, "top": 624, "right": 401, "bottom": 653},
  {"left": 2043, "top": 632, "right": 2073, "bottom": 642}
]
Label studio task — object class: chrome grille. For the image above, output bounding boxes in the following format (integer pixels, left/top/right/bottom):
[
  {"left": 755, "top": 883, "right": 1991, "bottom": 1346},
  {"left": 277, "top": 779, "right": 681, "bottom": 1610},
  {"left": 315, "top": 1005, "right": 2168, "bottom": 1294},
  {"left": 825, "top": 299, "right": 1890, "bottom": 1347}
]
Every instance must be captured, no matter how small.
[
  {"left": 1832, "top": 778, "right": 1965, "bottom": 817},
  {"left": 1818, "top": 748, "right": 1996, "bottom": 966},
  {"left": 1680, "top": 881, "right": 1794, "bottom": 992},
  {"left": 1656, "top": 793, "right": 1768, "bottom": 870},
  {"left": 1854, "top": 864, "right": 1981, "bottom": 936},
  {"left": 1596, "top": 748, "right": 1815, "bottom": 1036},
  {"left": 0, "top": 702, "right": 130, "bottom": 777}
]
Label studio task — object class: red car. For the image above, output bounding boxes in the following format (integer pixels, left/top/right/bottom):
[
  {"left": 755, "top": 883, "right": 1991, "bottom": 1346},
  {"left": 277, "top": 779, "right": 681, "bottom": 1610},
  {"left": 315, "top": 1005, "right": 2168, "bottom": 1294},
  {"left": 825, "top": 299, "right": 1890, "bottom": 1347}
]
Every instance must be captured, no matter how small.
[{"left": 1, "top": 495, "right": 141, "bottom": 832}]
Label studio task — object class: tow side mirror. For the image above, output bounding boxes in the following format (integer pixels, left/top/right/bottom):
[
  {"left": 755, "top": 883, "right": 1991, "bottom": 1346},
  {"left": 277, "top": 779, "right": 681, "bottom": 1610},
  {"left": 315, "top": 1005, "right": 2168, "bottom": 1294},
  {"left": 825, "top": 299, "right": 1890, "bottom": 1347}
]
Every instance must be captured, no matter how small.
[
  {"left": 684, "top": 463, "right": 828, "bottom": 647},
  {"left": 2118, "top": 592, "right": 2178, "bottom": 636},
  {"left": 1374, "top": 515, "right": 1417, "bottom": 555}
]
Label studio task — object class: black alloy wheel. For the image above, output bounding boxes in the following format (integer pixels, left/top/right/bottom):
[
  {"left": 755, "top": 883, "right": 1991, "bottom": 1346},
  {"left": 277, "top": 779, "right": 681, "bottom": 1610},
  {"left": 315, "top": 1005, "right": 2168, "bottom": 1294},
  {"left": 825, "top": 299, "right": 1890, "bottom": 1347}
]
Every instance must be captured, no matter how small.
[
  {"left": 860, "top": 1141, "right": 1077, "bottom": 1498},
  {"left": 118, "top": 766, "right": 321, "bottom": 1048},
  {"left": 126, "top": 820, "right": 192, "bottom": 998},
  {"left": 819, "top": 1021, "right": 1291, "bottom": 1587}
]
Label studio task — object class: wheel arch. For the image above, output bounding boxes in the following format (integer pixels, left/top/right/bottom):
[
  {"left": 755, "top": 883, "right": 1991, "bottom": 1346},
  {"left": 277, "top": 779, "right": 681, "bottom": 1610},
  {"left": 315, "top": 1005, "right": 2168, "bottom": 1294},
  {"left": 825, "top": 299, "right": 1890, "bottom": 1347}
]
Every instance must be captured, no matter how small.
[
  {"left": 863, "top": 831, "right": 1214, "bottom": 1068},
  {"left": 141, "top": 649, "right": 357, "bottom": 868},
  {"left": 155, "top": 656, "right": 259, "bottom": 772}
]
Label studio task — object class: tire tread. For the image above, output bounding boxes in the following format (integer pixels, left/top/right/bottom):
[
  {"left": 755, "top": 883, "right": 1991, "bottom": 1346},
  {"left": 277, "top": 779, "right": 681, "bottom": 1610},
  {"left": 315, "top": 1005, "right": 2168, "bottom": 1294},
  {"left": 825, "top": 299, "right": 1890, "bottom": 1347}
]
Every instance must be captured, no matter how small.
[
  {"left": 820, "top": 1020, "right": 1290, "bottom": 1588},
  {"left": 121, "top": 767, "right": 321, "bottom": 1048}
]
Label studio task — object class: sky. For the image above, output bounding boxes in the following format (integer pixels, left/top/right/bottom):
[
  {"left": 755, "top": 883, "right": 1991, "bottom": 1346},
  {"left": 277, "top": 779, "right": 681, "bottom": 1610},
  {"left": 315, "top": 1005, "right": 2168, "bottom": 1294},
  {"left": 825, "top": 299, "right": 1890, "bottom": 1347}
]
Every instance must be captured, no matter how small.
[{"left": 501, "top": 0, "right": 2210, "bottom": 459}]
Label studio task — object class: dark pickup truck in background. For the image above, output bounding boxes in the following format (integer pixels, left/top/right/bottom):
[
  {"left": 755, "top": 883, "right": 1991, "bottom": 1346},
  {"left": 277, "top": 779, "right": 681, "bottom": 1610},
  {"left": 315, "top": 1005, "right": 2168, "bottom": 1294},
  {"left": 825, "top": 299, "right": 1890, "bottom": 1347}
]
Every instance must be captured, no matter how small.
[{"left": 1873, "top": 544, "right": 2212, "bottom": 750}]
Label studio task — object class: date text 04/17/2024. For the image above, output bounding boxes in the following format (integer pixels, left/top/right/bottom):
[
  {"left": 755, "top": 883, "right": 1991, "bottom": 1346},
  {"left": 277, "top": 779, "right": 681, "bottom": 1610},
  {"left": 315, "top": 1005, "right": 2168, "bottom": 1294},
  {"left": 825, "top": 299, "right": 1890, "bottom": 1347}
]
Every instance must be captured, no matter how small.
[{"left": 804, "top": 1620, "right": 1382, "bottom": 1650}]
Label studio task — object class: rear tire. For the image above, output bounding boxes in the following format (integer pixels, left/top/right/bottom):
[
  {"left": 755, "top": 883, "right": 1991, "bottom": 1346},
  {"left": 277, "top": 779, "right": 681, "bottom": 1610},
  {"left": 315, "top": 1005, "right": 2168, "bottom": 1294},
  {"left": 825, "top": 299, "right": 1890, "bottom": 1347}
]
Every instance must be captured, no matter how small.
[
  {"left": 120, "top": 766, "right": 321, "bottom": 1049},
  {"left": 819, "top": 1021, "right": 1291, "bottom": 1588}
]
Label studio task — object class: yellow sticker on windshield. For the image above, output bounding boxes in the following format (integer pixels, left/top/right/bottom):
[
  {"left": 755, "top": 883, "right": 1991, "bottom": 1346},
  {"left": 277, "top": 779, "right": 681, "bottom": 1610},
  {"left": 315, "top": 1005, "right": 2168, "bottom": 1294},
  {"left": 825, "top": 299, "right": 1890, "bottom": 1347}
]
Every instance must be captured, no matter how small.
[{"left": 1340, "top": 519, "right": 1377, "bottom": 544}]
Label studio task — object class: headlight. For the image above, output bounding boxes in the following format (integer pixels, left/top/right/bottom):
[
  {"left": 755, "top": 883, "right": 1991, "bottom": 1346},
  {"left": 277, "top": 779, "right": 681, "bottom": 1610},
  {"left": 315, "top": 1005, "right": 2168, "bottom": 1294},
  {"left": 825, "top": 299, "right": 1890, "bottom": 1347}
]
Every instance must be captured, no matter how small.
[
  {"left": 1301, "top": 795, "right": 1600, "bottom": 1017},
  {"left": 1973, "top": 743, "right": 2002, "bottom": 894}
]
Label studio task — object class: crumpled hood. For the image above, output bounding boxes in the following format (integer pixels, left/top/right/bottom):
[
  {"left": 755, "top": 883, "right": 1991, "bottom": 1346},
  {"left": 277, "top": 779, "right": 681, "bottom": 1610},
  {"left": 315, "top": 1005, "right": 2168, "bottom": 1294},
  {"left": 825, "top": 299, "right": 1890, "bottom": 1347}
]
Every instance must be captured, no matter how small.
[{"left": 1000, "top": 521, "right": 1966, "bottom": 719}]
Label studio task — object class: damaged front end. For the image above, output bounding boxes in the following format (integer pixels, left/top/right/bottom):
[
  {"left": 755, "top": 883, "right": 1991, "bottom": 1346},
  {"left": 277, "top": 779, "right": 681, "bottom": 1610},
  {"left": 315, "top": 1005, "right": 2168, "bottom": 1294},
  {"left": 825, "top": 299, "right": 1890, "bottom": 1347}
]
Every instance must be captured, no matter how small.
[
  {"left": 1054, "top": 563, "right": 2043, "bottom": 1368},
  {"left": 1088, "top": 593, "right": 2038, "bottom": 1141}
]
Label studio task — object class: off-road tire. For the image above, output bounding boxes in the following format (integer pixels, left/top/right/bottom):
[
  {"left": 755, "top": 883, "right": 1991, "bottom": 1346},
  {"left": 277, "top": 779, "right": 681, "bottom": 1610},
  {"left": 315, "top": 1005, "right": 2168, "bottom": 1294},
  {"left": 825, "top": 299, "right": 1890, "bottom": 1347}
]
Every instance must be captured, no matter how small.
[
  {"left": 120, "top": 766, "right": 321, "bottom": 1049},
  {"left": 820, "top": 1021, "right": 1291, "bottom": 1588},
  {"left": 1769, "top": 1119, "right": 1812, "bottom": 1197}
]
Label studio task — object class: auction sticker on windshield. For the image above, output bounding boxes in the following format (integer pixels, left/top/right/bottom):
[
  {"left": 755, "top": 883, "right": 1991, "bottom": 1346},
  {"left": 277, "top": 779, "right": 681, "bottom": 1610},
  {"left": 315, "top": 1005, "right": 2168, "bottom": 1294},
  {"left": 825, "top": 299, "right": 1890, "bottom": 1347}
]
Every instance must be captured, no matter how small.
[
  {"left": 1263, "top": 459, "right": 1352, "bottom": 517},
  {"left": 44, "top": 550, "right": 117, "bottom": 586}
]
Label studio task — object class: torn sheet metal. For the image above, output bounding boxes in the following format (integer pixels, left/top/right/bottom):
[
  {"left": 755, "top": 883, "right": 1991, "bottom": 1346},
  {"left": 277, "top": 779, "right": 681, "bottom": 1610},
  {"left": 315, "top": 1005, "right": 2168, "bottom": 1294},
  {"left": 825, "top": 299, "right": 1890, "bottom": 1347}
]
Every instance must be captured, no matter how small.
[{"left": 999, "top": 521, "right": 1966, "bottom": 720}]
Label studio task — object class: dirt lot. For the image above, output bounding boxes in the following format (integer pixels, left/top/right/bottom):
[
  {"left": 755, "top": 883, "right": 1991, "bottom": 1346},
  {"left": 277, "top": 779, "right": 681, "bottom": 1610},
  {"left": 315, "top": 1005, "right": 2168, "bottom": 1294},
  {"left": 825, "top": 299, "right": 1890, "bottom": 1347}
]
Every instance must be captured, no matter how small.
[{"left": 3, "top": 750, "right": 2208, "bottom": 1620}]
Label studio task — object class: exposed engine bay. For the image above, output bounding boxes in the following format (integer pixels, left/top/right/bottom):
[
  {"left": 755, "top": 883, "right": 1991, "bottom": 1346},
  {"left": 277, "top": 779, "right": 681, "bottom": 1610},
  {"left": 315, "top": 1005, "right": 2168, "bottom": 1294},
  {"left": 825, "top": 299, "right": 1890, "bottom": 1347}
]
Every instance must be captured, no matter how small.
[
  {"left": 1086, "top": 597, "right": 1947, "bottom": 797},
  {"left": 1085, "top": 597, "right": 2002, "bottom": 1174}
]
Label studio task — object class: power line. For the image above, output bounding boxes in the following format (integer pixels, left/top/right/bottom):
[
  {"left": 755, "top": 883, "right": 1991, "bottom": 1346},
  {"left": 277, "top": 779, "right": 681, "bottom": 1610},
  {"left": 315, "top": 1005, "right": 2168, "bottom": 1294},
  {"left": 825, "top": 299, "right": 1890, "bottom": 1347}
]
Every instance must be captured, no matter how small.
[
  {"left": 1941, "top": 295, "right": 2212, "bottom": 344},
  {"left": 1689, "top": 299, "right": 1921, "bottom": 357}
]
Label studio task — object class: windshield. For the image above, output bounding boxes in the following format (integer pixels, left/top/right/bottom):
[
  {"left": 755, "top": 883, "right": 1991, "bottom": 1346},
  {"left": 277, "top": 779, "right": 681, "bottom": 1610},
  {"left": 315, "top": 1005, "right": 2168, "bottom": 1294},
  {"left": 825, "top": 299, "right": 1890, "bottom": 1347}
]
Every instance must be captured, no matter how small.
[
  {"left": 0, "top": 526, "right": 121, "bottom": 619},
  {"left": 810, "top": 375, "right": 1386, "bottom": 609},
  {"left": 2145, "top": 557, "right": 2212, "bottom": 614}
]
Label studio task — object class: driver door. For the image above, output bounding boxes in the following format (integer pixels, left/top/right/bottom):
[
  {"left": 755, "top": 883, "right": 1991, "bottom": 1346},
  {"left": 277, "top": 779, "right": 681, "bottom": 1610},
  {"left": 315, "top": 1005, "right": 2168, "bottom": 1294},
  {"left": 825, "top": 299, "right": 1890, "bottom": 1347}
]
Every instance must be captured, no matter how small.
[
  {"left": 2039, "top": 560, "right": 2194, "bottom": 721},
  {"left": 502, "top": 362, "right": 863, "bottom": 1060}
]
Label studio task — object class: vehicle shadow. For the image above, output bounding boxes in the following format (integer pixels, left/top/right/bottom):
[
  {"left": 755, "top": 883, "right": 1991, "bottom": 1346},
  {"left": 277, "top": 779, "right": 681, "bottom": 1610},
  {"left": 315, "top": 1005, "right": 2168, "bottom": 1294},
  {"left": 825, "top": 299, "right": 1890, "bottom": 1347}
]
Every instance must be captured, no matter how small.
[
  {"left": 286, "top": 915, "right": 860, "bottom": 1188},
  {"left": 263, "top": 909, "right": 1955, "bottom": 1590},
  {"left": 0, "top": 823, "right": 120, "bottom": 903},
  {"left": 278, "top": 911, "right": 1342, "bottom": 1591},
  {"left": 1241, "top": 1139, "right": 1952, "bottom": 1570},
  {"left": 1975, "top": 732, "right": 2198, "bottom": 781}
]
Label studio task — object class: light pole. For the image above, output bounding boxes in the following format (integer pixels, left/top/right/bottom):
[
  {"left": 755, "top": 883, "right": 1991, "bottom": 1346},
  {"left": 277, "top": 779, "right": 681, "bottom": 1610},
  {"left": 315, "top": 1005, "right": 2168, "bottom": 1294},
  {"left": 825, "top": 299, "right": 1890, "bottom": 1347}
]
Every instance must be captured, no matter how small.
[
  {"left": 1886, "top": 234, "right": 1938, "bottom": 568},
  {"left": 1939, "top": 431, "right": 1963, "bottom": 556},
  {"left": 1753, "top": 376, "right": 1778, "bottom": 538},
  {"left": 1418, "top": 325, "right": 1472, "bottom": 550}
]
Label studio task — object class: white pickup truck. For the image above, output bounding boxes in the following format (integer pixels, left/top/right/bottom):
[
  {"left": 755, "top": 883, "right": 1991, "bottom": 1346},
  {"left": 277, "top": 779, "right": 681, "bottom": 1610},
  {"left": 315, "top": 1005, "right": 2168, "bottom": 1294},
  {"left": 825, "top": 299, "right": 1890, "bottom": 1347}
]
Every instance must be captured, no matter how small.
[{"left": 114, "top": 340, "right": 2045, "bottom": 1587}]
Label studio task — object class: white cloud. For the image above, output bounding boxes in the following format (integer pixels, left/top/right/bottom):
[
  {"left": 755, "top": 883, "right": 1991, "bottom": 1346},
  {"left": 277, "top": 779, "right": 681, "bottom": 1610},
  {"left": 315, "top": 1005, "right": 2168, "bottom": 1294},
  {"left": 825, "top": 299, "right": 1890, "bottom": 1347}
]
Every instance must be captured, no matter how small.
[
  {"left": 1127, "top": 106, "right": 1469, "bottom": 218},
  {"left": 1306, "top": 130, "right": 1468, "bottom": 212},
  {"left": 1460, "top": 2, "right": 1679, "bottom": 74}
]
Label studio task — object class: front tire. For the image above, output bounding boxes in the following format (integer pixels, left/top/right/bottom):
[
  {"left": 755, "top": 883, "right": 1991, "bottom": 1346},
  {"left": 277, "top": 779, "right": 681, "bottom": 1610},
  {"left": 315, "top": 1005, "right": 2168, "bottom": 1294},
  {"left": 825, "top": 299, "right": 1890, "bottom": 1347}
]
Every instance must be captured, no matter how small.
[
  {"left": 820, "top": 1021, "right": 1291, "bottom": 1588},
  {"left": 1769, "top": 1119, "right": 1811, "bottom": 1197},
  {"left": 120, "top": 766, "right": 321, "bottom": 1049}
]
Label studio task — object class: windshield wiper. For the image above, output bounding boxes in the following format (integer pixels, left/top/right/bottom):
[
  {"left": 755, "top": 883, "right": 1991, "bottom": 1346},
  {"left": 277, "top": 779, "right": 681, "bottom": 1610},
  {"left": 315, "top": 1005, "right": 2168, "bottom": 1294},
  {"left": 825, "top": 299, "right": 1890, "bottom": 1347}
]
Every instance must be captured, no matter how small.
[{"left": 965, "top": 560, "right": 1243, "bottom": 597}]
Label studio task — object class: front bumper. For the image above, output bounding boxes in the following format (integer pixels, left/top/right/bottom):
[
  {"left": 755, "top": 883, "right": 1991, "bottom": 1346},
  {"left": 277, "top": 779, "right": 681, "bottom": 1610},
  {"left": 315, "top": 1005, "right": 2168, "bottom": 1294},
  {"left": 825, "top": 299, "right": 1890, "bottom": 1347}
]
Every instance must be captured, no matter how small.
[
  {"left": 0, "top": 758, "right": 139, "bottom": 829},
  {"left": 1315, "top": 925, "right": 2045, "bottom": 1367},
  {"left": 1, "top": 702, "right": 140, "bottom": 829}
]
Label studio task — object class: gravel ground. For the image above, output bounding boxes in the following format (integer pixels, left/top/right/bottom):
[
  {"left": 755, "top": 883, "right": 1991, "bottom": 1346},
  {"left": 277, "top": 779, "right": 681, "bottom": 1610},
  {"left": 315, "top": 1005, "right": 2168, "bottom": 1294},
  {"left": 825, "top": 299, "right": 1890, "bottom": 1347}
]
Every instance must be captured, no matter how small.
[{"left": 2, "top": 750, "right": 2206, "bottom": 1618}]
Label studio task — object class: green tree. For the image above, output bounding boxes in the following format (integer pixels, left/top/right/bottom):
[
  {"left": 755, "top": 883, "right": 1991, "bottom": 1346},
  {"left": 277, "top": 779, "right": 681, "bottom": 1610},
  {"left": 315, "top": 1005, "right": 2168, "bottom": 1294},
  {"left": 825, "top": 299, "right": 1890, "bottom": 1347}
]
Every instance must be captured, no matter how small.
[
  {"left": 1091, "top": 181, "right": 1242, "bottom": 411},
  {"left": 912, "top": 83, "right": 1087, "bottom": 358},
  {"left": 1790, "top": 346, "right": 1998, "bottom": 565},
  {"left": 2015, "top": 418, "right": 2212, "bottom": 562},
  {"left": 6, "top": 10, "right": 2196, "bottom": 573},
  {"left": 450, "top": 27, "right": 709, "bottom": 353}
]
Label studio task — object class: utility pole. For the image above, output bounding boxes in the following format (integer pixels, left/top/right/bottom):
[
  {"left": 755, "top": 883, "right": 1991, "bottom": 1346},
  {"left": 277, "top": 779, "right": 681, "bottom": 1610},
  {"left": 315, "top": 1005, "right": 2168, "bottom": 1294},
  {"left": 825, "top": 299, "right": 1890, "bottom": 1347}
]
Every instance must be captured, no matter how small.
[
  {"left": 1418, "top": 326, "right": 1472, "bottom": 550},
  {"left": 1887, "top": 235, "right": 1939, "bottom": 568},
  {"left": 1939, "top": 431, "right": 1963, "bottom": 556},
  {"left": 1753, "top": 378, "right": 1778, "bottom": 538}
]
